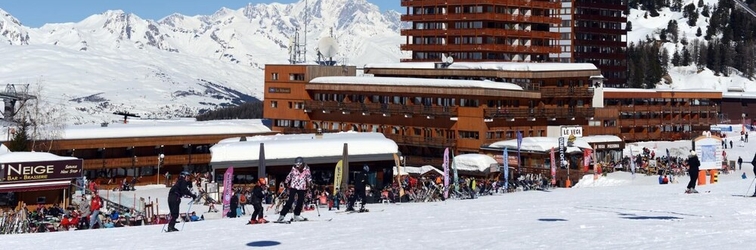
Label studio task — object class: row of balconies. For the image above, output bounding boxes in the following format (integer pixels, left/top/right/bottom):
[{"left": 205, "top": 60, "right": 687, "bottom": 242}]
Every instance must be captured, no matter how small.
[
  {"left": 304, "top": 101, "right": 458, "bottom": 117},
  {"left": 540, "top": 87, "right": 594, "bottom": 98},
  {"left": 385, "top": 134, "right": 456, "bottom": 148},
  {"left": 615, "top": 105, "right": 719, "bottom": 113},
  {"left": 400, "top": 0, "right": 560, "bottom": 9},
  {"left": 401, "top": 28, "right": 561, "bottom": 39},
  {"left": 401, "top": 12, "right": 561, "bottom": 24},
  {"left": 617, "top": 118, "right": 715, "bottom": 127},
  {"left": 483, "top": 107, "right": 595, "bottom": 119},
  {"left": 82, "top": 154, "right": 211, "bottom": 170},
  {"left": 400, "top": 43, "right": 560, "bottom": 54}
]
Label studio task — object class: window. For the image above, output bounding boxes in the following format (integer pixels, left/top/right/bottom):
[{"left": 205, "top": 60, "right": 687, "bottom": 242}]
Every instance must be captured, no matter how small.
[
  {"left": 459, "top": 131, "right": 479, "bottom": 139},
  {"left": 270, "top": 101, "right": 277, "bottom": 108},
  {"left": 289, "top": 73, "right": 305, "bottom": 81},
  {"left": 271, "top": 73, "right": 279, "bottom": 80}
]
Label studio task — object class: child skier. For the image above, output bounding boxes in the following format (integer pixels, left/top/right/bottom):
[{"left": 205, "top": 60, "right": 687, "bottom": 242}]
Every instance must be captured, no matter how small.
[{"left": 248, "top": 178, "right": 268, "bottom": 224}]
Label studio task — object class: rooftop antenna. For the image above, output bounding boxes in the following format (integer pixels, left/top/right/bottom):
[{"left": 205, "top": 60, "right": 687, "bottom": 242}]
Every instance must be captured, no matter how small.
[{"left": 316, "top": 28, "right": 339, "bottom": 66}]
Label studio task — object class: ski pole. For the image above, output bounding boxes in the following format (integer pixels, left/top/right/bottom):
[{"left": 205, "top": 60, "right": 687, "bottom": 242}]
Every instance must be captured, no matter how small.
[
  {"left": 180, "top": 201, "right": 193, "bottom": 231},
  {"left": 746, "top": 177, "right": 756, "bottom": 197}
]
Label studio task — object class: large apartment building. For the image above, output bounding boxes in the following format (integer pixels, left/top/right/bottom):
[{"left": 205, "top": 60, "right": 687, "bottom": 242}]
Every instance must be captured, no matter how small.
[{"left": 399, "top": 0, "right": 627, "bottom": 87}]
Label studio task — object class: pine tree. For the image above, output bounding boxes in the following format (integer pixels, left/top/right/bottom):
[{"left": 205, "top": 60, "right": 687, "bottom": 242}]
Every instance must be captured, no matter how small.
[
  {"left": 672, "top": 50, "right": 681, "bottom": 66},
  {"left": 627, "top": 21, "right": 633, "bottom": 32},
  {"left": 696, "top": 27, "right": 702, "bottom": 37},
  {"left": 682, "top": 47, "right": 691, "bottom": 66}
]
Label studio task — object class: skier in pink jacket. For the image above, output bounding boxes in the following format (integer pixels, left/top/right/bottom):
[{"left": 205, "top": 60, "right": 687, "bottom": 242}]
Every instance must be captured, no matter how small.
[{"left": 275, "top": 157, "right": 312, "bottom": 222}]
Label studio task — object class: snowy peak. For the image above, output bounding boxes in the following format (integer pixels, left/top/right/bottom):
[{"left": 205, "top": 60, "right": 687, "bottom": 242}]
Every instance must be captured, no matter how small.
[{"left": 0, "top": 8, "right": 29, "bottom": 45}]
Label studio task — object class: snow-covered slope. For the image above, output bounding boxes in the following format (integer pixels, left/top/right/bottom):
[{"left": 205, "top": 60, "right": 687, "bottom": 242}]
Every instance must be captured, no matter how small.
[
  {"left": 628, "top": 0, "right": 756, "bottom": 91},
  {"left": 0, "top": 0, "right": 407, "bottom": 124}
]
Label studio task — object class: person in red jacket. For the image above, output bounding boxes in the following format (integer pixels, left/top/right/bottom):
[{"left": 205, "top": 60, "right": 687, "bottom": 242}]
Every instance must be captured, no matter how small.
[{"left": 89, "top": 194, "right": 103, "bottom": 229}]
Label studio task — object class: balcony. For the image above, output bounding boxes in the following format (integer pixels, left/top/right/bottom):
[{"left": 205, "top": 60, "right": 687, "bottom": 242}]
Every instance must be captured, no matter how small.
[
  {"left": 384, "top": 134, "right": 456, "bottom": 148},
  {"left": 401, "top": 28, "right": 560, "bottom": 39},
  {"left": 540, "top": 87, "right": 594, "bottom": 98},
  {"left": 401, "top": 12, "right": 560, "bottom": 24},
  {"left": 484, "top": 107, "right": 595, "bottom": 119},
  {"left": 304, "top": 101, "right": 458, "bottom": 117},
  {"left": 401, "top": 0, "right": 560, "bottom": 9},
  {"left": 400, "top": 43, "right": 560, "bottom": 54}
]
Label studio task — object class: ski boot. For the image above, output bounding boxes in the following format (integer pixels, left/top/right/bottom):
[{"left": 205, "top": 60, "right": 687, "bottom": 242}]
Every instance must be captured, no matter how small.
[
  {"left": 166, "top": 227, "right": 179, "bottom": 232},
  {"left": 257, "top": 218, "right": 268, "bottom": 224},
  {"left": 685, "top": 188, "right": 692, "bottom": 194},
  {"left": 690, "top": 188, "right": 699, "bottom": 193},
  {"left": 293, "top": 215, "right": 308, "bottom": 221},
  {"left": 345, "top": 205, "right": 355, "bottom": 212},
  {"left": 275, "top": 215, "right": 286, "bottom": 223},
  {"left": 247, "top": 219, "right": 258, "bottom": 225}
]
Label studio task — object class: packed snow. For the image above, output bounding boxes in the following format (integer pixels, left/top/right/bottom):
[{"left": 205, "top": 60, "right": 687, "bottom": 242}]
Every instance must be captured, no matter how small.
[{"left": 3, "top": 130, "right": 756, "bottom": 249}]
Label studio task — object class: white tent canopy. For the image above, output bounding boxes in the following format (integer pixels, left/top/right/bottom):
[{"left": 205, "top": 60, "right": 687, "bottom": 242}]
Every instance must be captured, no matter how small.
[
  {"left": 393, "top": 165, "right": 443, "bottom": 176},
  {"left": 210, "top": 132, "right": 399, "bottom": 168},
  {"left": 486, "top": 137, "right": 592, "bottom": 154},
  {"left": 453, "top": 154, "right": 498, "bottom": 172}
]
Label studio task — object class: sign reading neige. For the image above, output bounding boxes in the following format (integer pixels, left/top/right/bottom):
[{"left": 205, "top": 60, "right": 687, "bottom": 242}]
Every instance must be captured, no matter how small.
[{"left": 1, "top": 159, "right": 83, "bottom": 182}]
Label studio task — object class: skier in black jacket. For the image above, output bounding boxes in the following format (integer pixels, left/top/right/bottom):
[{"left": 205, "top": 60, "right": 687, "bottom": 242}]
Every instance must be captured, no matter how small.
[
  {"left": 167, "top": 171, "right": 196, "bottom": 232},
  {"left": 686, "top": 150, "right": 701, "bottom": 194},
  {"left": 347, "top": 164, "right": 369, "bottom": 212},
  {"left": 248, "top": 178, "right": 267, "bottom": 224}
]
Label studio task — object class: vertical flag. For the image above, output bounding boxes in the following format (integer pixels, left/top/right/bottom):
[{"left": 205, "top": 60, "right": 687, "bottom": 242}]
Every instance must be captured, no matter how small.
[
  {"left": 258, "top": 143, "right": 266, "bottom": 182},
  {"left": 629, "top": 146, "right": 636, "bottom": 176},
  {"left": 583, "top": 148, "right": 592, "bottom": 173},
  {"left": 452, "top": 151, "right": 459, "bottom": 192},
  {"left": 516, "top": 131, "right": 523, "bottom": 173},
  {"left": 503, "top": 148, "right": 509, "bottom": 192},
  {"left": 550, "top": 147, "right": 556, "bottom": 185},
  {"left": 443, "top": 147, "right": 450, "bottom": 199},
  {"left": 333, "top": 160, "right": 343, "bottom": 195},
  {"left": 221, "top": 167, "right": 234, "bottom": 218}
]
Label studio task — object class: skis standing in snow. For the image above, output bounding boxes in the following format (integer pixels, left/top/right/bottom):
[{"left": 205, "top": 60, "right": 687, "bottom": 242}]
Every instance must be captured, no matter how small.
[
  {"left": 685, "top": 151, "right": 701, "bottom": 194},
  {"left": 167, "top": 171, "right": 197, "bottom": 232},
  {"left": 248, "top": 178, "right": 268, "bottom": 224},
  {"left": 347, "top": 164, "right": 369, "bottom": 212},
  {"left": 275, "top": 157, "right": 312, "bottom": 223}
]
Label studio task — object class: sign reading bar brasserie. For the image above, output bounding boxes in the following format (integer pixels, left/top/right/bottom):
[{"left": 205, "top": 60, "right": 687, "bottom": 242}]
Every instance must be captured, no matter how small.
[{"left": 1, "top": 159, "right": 83, "bottom": 182}]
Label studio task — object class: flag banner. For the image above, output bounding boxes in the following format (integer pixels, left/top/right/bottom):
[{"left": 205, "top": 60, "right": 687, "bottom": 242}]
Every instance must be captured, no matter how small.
[
  {"left": 333, "top": 160, "right": 343, "bottom": 195},
  {"left": 222, "top": 167, "right": 234, "bottom": 218},
  {"left": 258, "top": 143, "right": 266, "bottom": 181},
  {"left": 550, "top": 147, "right": 556, "bottom": 185},
  {"left": 443, "top": 147, "right": 450, "bottom": 199},
  {"left": 503, "top": 148, "right": 509, "bottom": 192},
  {"left": 452, "top": 151, "right": 459, "bottom": 192},
  {"left": 516, "top": 131, "right": 523, "bottom": 173}
]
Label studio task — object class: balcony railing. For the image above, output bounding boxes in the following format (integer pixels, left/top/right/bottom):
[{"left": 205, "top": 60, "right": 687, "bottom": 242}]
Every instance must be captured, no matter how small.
[
  {"left": 401, "top": 0, "right": 560, "bottom": 9},
  {"left": 385, "top": 134, "right": 455, "bottom": 148},
  {"left": 400, "top": 43, "right": 560, "bottom": 54},
  {"left": 304, "top": 101, "right": 458, "bottom": 117},
  {"left": 401, "top": 12, "right": 560, "bottom": 24},
  {"left": 540, "top": 87, "right": 594, "bottom": 98},
  {"left": 483, "top": 107, "right": 595, "bottom": 119}
]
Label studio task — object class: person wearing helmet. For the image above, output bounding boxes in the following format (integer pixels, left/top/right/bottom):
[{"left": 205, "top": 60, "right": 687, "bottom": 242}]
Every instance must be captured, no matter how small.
[
  {"left": 248, "top": 177, "right": 268, "bottom": 224},
  {"left": 347, "top": 164, "right": 370, "bottom": 212},
  {"left": 166, "top": 171, "right": 197, "bottom": 232},
  {"left": 276, "top": 157, "right": 312, "bottom": 222},
  {"left": 685, "top": 150, "right": 701, "bottom": 194}
]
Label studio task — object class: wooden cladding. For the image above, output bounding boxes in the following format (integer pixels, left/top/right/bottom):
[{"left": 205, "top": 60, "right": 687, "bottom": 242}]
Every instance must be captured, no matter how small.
[
  {"left": 365, "top": 68, "right": 601, "bottom": 79},
  {"left": 483, "top": 107, "right": 595, "bottom": 119},
  {"left": 83, "top": 154, "right": 211, "bottom": 170},
  {"left": 540, "top": 87, "right": 594, "bottom": 98},
  {"left": 385, "top": 134, "right": 455, "bottom": 148},
  {"left": 305, "top": 84, "right": 540, "bottom": 99},
  {"left": 401, "top": 0, "right": 560, "bottom": 9},
  {"left": 401, "top": 28, "right": 561, "bottom": 39},
  {"left": 401, "top": 13, "right": 560, "bottom": 24},
  {"left": 304, "top": 100, "right": 458, "bottom": 117},
  {"left": 401, "top": 43, "right": 560, "bottom": 54}
]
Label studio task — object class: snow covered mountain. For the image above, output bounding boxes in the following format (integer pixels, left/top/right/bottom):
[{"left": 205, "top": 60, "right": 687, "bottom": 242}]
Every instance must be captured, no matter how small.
[{"left": 0, "top": 0, "right": 406, "bottom": 125}]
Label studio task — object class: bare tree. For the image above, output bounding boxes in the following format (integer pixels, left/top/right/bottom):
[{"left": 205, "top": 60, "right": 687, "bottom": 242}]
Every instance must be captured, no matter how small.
[{"left": 13, "top": 79, "right": 68, "bottom": 152}]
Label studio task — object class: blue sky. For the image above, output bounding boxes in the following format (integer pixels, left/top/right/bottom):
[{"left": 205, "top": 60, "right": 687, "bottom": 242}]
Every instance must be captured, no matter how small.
[{"left": 1, "top": 0, "right": 402, "bottom": 28}]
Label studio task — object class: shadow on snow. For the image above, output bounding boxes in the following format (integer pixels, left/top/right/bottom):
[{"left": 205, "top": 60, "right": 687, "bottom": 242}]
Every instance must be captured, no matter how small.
[
  {"left": 538, "top": 218, "right": 568, "bottom": 222},
  {"left": 246, "top": 241, "right": 282, "bottom": 247}
]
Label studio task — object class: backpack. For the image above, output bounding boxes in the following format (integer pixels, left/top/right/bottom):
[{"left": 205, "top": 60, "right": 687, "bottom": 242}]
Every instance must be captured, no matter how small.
[{"left": 239, "top": 194, "right": 247, "bottom": 204}]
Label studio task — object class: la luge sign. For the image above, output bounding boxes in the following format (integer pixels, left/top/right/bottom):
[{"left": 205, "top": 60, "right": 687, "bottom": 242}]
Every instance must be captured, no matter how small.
[{"left": 1, "top": 159, "right": 83, "bottom": 182}]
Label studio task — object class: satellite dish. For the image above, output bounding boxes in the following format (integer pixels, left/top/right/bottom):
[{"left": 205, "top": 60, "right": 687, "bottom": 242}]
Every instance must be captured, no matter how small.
[
  {"left": 318, "top": 37, "right": 339, "bottom": 58},
  {"left": 441, "top": 53, "right": 448, "bottom": 63},
  {"left": 446, "top": 55, "right": 454, "bottom": 64}
]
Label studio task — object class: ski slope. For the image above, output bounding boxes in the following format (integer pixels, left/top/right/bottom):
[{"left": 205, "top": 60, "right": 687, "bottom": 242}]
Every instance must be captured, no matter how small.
[{"left": 4, "top": 132, "right": 756, "bottom": 249}]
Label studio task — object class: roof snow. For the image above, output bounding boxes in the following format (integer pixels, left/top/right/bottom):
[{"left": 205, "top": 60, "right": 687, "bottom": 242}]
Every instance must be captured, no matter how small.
[
  {"left": 485, "top": 137, "right": 593, "bottom": 154},
  {"left": 453, "top": 154, "right": 499, "bottom": 172},
  {"left": 0, "top": 152, "right": 77, "bottom": 163},
  {"left": 364, "top": 62, "right": 599, "bottom": 71},
  {"left": 310, "top": 76, "right": 524, "bottom": 91}
]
